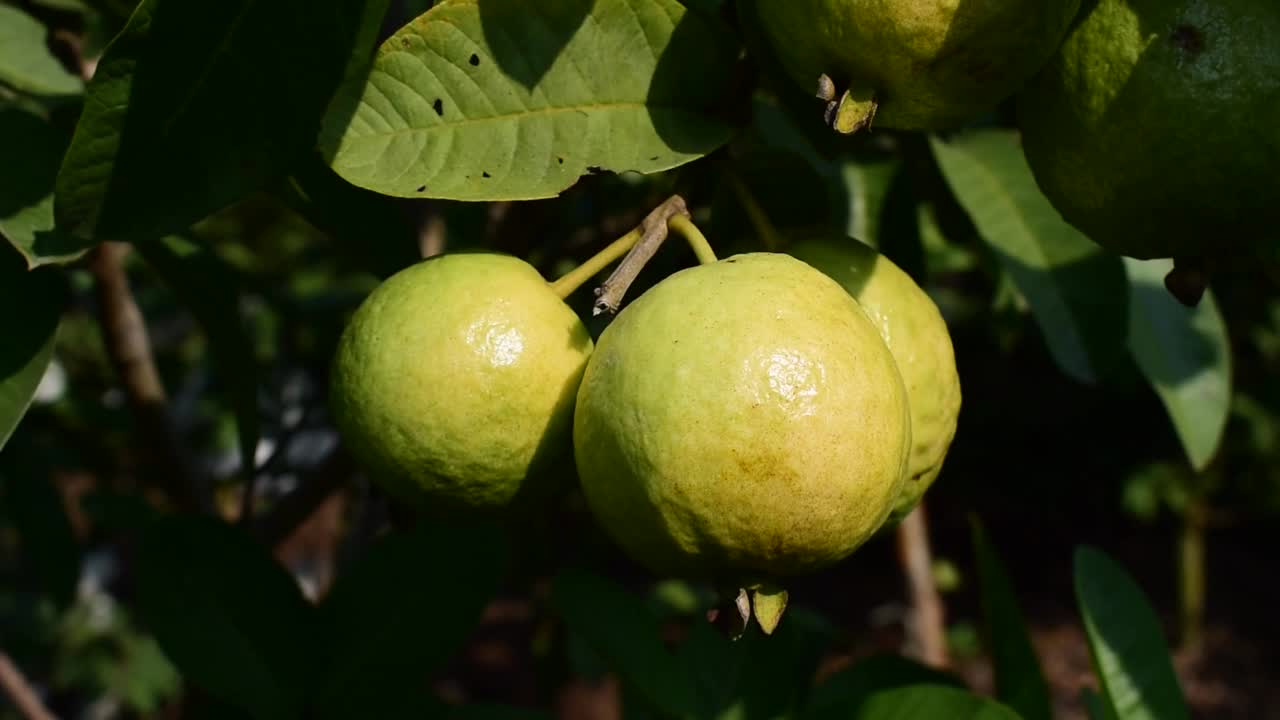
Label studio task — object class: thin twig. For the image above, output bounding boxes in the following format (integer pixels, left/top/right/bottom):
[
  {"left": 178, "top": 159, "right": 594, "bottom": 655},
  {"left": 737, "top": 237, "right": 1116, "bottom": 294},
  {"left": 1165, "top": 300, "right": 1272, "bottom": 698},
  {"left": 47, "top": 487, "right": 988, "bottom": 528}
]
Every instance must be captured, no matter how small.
[
  {"left": 0, "top": 652, "right": 58, "bottom": 720},
  {"left": 89, "top": 243, "right": 201, "bottom": 512},
  {"left": 896, "top": 502, "right": 949, "bottom": 668},
  {"left": 593, "top": 195, "right": 689, "bottom": 316}
]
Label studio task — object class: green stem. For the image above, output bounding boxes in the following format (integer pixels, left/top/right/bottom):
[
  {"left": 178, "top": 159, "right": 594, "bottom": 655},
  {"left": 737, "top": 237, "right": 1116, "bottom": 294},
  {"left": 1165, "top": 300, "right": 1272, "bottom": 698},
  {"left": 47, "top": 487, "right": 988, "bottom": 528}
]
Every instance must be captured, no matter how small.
[
  {"left": 550, "top": 227, "right": 643, "bottom": 299},
  {"left": 1178, "top": 499, "right": 1207, "bottom": 654},
  {"left": 725, "top": 172, "right": 783, "bottom": 252},
  {"left": 668, "top": 215, "right": 717, "bottom": 265}
]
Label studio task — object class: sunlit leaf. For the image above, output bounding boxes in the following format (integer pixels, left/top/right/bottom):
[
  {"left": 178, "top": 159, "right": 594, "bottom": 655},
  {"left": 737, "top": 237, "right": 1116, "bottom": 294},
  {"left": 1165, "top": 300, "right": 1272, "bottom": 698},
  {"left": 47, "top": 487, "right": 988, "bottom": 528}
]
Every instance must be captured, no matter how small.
[
  {"left": 1124, "top": 259, "right": 1231, "bottom": 471},
  {"left": 320, "top": 0, "right": 739, "bottom": 200},
  {"left": 0, "top": 5, "right": 83, "bottom": 97},
  {"left": 1074, "top": 546, "right": 1189, "bottom": 720}
]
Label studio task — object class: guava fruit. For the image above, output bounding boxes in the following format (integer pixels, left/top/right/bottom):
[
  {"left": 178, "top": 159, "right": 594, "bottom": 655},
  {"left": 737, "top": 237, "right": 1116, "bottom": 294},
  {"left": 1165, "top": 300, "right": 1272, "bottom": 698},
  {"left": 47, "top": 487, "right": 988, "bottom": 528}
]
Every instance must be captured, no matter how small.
[
  {"left": 573, "top": 253, "right": 911, "bottom": 579},
  {"left": 788, "top": 235, "right": 960, "bottom": 523},
  {"left": 329, "top": 253, "right": 592, "bottom": 512},
  {"left": 749, "top": 0, "right": 1080, "bottom": 132},
  {"left": 1017, "top": 0, "right": 1280, "bottom": 261}
]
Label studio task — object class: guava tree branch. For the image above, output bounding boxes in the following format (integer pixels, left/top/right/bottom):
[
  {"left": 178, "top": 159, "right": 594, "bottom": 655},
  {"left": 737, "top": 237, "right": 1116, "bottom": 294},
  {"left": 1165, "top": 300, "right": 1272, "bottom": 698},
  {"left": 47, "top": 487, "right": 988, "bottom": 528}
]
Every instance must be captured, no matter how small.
[
  {"left": 89, "top": 242, "right": 201, "bottom": 512},
  {"left": 896, "top": 502, "right": 949, "bottom": 668},
  {"left": 0, "top": 652, "right": 58, "bottom": 720}
]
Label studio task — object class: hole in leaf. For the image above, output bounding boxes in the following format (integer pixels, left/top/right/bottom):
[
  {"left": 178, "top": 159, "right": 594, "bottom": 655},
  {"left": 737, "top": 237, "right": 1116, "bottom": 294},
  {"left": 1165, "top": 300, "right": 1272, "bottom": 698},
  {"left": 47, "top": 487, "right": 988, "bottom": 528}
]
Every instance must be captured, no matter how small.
[
  {"left": 416, "top": 185, "right": 426, "bottom": 192},
  {"left": 557, "top": 157, "right": 564, "bottom": 164},
  {"left": 433, "top": 99, "right": 444, "bottom": 115},
  {"left": 470, "top": 54, "right": 480, "bottom": 66},
  {"left": 482, "top": 171, "right": 491, "bottom": 178}
]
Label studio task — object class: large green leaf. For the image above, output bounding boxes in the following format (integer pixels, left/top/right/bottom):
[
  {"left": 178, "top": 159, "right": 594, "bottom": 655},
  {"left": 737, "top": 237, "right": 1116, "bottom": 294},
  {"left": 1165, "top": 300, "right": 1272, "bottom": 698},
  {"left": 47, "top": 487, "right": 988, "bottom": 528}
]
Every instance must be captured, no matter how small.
[
  {"left": 804, "top": 654, "right": 963, "bottom": 720},
  {"left": 315, "top": 520, "right": 506, "bottom": 720},
  {"left": 1123, "top": 259, "right": 1231, "bottom": 471},
  {"left": 136, "top": 514, "right": 320, "bottom": 720},
  {"left": 0, "top": 109, "right": 93, "bottom": 267},
  {"left": 54, "top": 0, "right": 388, "bottom": 243},
  {"left": 320, "top": 0, "right": 739, "bottom": 201},
  {"left": 0, "top": 250, "right": 65, "bottom": 449},
  {"left": 135, "top": 236, "right": 259, "bottom": 483},
  {"left": 970, "top": 519, "right": 1052, "bottom": 720},
  {"left": 1074, "top": 546, "right": 1189, "bottom": 720},
  {"left": 551, "top": 570, "right": 697, "bottom": 718},
  {"left": 840, "top": 685, "right": 1022, "bottom": 720},
  {"left": 0, "top": 5, "right": 84, "bottom": 97},
  {"left": 930, "top": 131, "right": 1129, "bottom": 385}
]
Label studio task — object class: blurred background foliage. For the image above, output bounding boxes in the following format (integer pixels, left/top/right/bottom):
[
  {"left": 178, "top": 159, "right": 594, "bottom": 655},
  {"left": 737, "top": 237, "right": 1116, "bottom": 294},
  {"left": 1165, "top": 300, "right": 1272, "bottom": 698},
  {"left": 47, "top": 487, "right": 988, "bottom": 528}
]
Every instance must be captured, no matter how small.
[{"left": 2, "top": 0, "right": 1279, "bottom": 718}]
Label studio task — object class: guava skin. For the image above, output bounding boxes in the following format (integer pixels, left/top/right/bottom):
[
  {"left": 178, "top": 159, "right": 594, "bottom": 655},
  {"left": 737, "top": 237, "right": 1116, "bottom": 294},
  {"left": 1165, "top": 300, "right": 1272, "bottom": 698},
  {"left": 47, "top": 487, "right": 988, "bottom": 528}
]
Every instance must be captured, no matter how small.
[
  {"left": 330, "top": 253, "right": 592, "bottom": 512},
  {"left": 789, "top": 236, "right": 961, "bottom": 524},
  {"left": 573, "top": 253, "right": 911, "bottom": 579},
  {"left": 1017, "top": 0, "right": 1280, "bottom": 260},
  {"left": 753, "top": 0, "right": 1081, "bottom": 130}
]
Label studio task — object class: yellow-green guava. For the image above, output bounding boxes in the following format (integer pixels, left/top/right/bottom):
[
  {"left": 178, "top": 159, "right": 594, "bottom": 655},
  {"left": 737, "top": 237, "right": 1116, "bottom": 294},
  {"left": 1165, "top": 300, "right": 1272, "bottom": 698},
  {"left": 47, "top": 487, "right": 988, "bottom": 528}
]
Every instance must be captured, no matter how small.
[
  {"left": 1017, "top": 0, "right": 1280, "bottom": 260},
  {"left": 573, "top": 253, "right": 911, "bottom": 579},
  {"left": 329, "top": 253, "right": 592, "bottom": 512},
  {"left": 789, "top": 234, "right": 960, "bottom": 523},
  {"left": 750, "top": 0, "right": 1080, "bottom": 132}
]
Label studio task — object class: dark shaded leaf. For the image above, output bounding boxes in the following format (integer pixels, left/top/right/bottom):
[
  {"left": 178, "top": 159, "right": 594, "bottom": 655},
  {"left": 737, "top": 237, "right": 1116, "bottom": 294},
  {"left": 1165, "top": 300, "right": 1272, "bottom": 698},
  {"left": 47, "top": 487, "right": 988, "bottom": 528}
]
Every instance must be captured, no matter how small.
[
  {"left": 970, "top": 518, "right": 1052, "bottom": 720},
  {"left": 930, "top": 130, "right": 1129, "bottom": 385},
  {"left": 1074, "top": 546, "right": 1189, "bottom": 720},
  {"left": 0, "top": 109, "right": 92, "bottom": 267},
  {"left": 804, "top": 654, "right": 963, "bottom": 720},
  {"left": 315, "top": 520, "right": 507, "bottom": 720},
  {"left": 551, "top": 570, "right": 696, "bottom": 718},
  {"left": 135, "top": 236, "right": 258, "bottom": 481},
  {"left": 320, "top": 0, "right": 740, "bottom": 200},
  {"left": 851, "top": 685, "right": 1023, "bottom": 720},
  {"left": 0, "top": 249, "right": 65, "bottom": 448},
  {"left": 55, "top": 0, "right": 389, "bottom": 242},
  {"left": 136, "top": 514, "right": 319, "bottom": 720}
]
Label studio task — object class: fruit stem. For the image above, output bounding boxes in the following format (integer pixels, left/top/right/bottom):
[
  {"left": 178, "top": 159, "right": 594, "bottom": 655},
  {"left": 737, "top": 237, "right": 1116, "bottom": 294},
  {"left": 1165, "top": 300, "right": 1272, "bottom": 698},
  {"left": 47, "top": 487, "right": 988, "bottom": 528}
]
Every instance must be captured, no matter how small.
[
  {"left": 550, "top": 227, "right": 643, "bottom": 299},
  {"left": 593, "top": 195, "right": 689, "bottom": 316},
  {"left": 726, "top": 172, "right": 783, "bottom": 252},
  {"left": 669, "top": 214, "right": 717, "bottom": 265}
]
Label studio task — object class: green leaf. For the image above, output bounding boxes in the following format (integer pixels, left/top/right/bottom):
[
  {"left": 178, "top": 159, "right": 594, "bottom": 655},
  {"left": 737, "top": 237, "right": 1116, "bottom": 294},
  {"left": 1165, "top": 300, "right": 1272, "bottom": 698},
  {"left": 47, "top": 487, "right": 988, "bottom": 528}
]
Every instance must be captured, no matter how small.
[
  {"left": 0, "top": 109, "right": 93, "bottom": 267},
  {"left": 551, "top": 570, "right": 697, "bottom": 718},
  {"left": 1123, "top": 259, "right": 1231, "bottom": 471},
  {"left": 135, "top": 237, "right": 259, "bottom": 481},
  {"left": 55, "top": 0, "right": 388, "bottom": 243},
  {"left": 970, "top": 518, "right": 1052, "bottom": 720},
  {"left": 320, "top": 0, "right": 739, "bottom": 201},
  {"left": 0, "top": 5, "right": 84, "bottom": 97},
  {"left": 850, "top": 685, "right": 1023, "bottom": 720},
  {"left": 136, "top": 514, "right": 320, "bottom": 720},
  {"left": 0, "top": 251, "right": 65, "bottom": 449},
  {"left": 1074, "top": 546, "right": 1189, "bottom": 720},
  {"left": 315, "top": 520, "right": 507, "bottom": 720},
  {"left": 804, "top": 654, "right": 963, "bottom": 720},
  {"left": 930, "top": 130, "right": 1129, "bottom": 385}
]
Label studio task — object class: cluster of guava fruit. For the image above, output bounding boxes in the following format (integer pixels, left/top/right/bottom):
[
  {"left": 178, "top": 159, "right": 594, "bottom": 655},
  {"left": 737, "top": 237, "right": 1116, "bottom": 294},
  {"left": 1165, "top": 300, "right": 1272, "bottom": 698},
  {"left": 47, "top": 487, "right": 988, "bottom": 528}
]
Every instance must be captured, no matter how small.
[
  {"left": 328, "top": 231, "right": 960, "bottom": 590},
  {"left": 747, "top": 0, "right": 1278, "bottom": 267}
]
